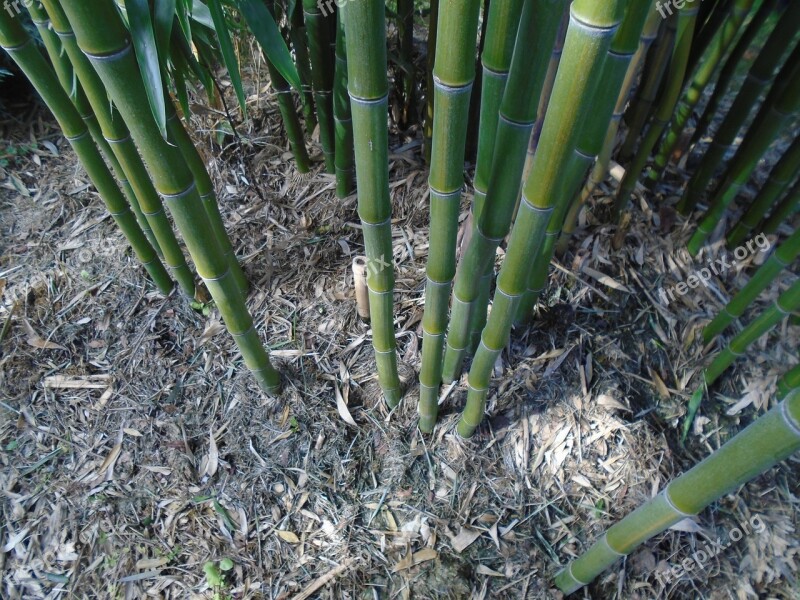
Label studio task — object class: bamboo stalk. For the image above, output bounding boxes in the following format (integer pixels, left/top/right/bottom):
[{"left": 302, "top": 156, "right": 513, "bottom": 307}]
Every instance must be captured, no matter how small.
[
  {"left": 39, "top": 0, "right": 197, "bottom": 298},
  {"left": 289, "top": 0, "right": 317, "bottom": 130},
  {"left": 555, "top": 386, "right": 800, "bottom": 594},
  {"left": 417, "top": 0, "right": 482, "bottom": 430},
  {"left": 677, "top": 9, "right": 800, "bottom": 215},
  {"left": 777, "top": 363, "right": 800, "bottom": 399},
  {"left": 728, "top": 136, "right": 800, "bottom": 246},
  {"left": 422, "top": 0, "right": 439, "bottom": 164},
  {"left": 762, "top": 177, "right": 800, "bottom": 235},
  {"left": 690, "top": 0, "right": 778, "bottom": 147},
  {"left": 646, "top": 0, "right": 755, "bottom": 185},
  {"left": 396, "top": 0, "right": 415, "bottom": 129},
  {"left": 613, "top": 0, "right": 700, "bottom": 219},
  {"left": 686, "top": 53, "right": 800, "bottom": 256},
  {"left": 617, "top": 11, "right": 675, "bottom": 165},
  {"left": 253, "top": 0, "right": 311, "bottom": 173},
  {"left": 457, "top": 0, "right": 630, "bottom": 438},
  {"left": 440, "top": 0, "right": 563, "bottom": 386},
  {"left": 333, "top": 12, "right": 355, "bottom": 197},
  {"left": 558, "top": 0, "right": 662, "bottom": 255},
  {"left": 704, "top": 228, "right": 800, "bottom": 342},
  {"left": 304, "top": 0, "right": 335, "bottom": 172},
  {"left": 341, "top": 0, "right": 402, "bottom": 407},
  {"left": 685, "top": 276, "right": 800, "bottom": 438},
  {"left": 59, "top": 0, "right": 281, "bottom": 394},
  {"left": 0, "top": 9, "right": 173, "bottom": 295}
]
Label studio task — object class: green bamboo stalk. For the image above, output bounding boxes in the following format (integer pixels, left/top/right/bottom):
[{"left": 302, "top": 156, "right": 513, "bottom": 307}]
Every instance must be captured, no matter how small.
[
  {"left": 685, "top": 276, "right": 800, "bottom": 438},
  {"left": 257, "top": 0, "right": 310, "bottom": 173},
  {"left": 690, "top": 0, "right": 778, "bottom": 147},
  {"left": 677, "top": 10, "right": 800, "bottom": 215},
  {"left": 341, "top": 0, "right": 401, "bottom": 407},
  {"left": 164, "top": 103, "right": 249, "bottom": 296},
  {"left": 59, "top": 0, "right": 281, "bottom": 394},
  {"left": 515, "top": 0, "right": 653, "bottom": 324},
  {"left": 304, "top": 0, "right": 335, "bottom": 172},
  {"left": 555, "top": 386, "right": 800, "bottom": 594},
  {"left": 333, "top": 12, "right": 354, "bottom": 197},
  {"left": 685, "top": 0, "right": 732, "bottom": 77},
  {"left": 728, "top": 136, "right": 800, "bottom": 246},
  {"left": 0, "top": 9, "right": 173, "bottom": 295},
  {"left": 397, "top": 0, "right": 415, "bottom": 129},
  {"left": 558, "top": 0, "right": 662, "bottom": 255},
  {"left": 464, "top": 0, "right": 491, "bottom": 163},
  {"left": 646, "top": 0, "right": 755, "bottom": 186},
  {"left": 416, "top": 0, "right": 482, "bottom": 430},
  {"left": 439, "top": 0, "right": 563, "bottom": 387},
  {"left": 618, "top": 11, "right": 675, "bottom": 165},
  {"left": 453, "top": 0, "right": 528, "bottom": 354},
  {"left": 39, "top": 0, "right": 197, "bottom": 298},
  {"left": 289, "top": 0, "right": 317, "bottom": 130},
  {"left": 686, "top": 54, "right": 800, "bottom": 256},
  {"left": 777, "top": 362, "right": 800, "bottom": 399},
  {"left": 704, "top": 228, "right": 799, "bottom": 341},
  {"left": 457, "top": 0, "right": 630, "bottom": 438},
  {"left": 27, "top": 0, "right": 166, "bottom": 260},
  {"left": 613, "top": 1, "right": 700, "bottom": 219},
  {"left": 762, "top": 177, "right": 800, "bottom": 235},
  {"left": 422, "top": 0, "right": 439, "bottom": 164}
]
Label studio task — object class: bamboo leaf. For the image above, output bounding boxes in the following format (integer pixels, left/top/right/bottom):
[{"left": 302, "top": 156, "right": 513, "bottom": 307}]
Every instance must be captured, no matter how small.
[
  {"left": 238, "top": 0, "right": 302, "bottom": 93},
  {"left": 207, "top": 0, "right": 247, "bottom": 114},
  {"left": 190, "top": 0, "right": 215, "bottom": 28},
  {"left": 127, "top": 0, "right": 167, "bottom": 137},
  {"left": 153, "top": 0, "right": 176, "bottom": 70}
]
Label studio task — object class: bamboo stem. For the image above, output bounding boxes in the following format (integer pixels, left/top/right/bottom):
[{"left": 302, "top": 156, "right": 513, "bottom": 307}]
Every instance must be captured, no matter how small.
[
  {"left": 333, "top": 12, "right": 355, "bottom": 197},
  {"left": 555, "top": 386, "right": 800, "bottom": 594},
  {"left": 59, "top": 0, "right": 281, "bottom": 394},
  {"left": 0, "top": 9, "right": 173, "bottom": 295}
]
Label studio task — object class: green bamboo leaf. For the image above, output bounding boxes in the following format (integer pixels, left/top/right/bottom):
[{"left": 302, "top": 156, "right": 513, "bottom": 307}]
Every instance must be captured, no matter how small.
[
  {"left": 190, "top": 0, "right": 215, "bottom": 28},
  {"left": 126, "top": 0, "right": 167, "bottom": 137},
  {"left": 206, "top": 0, "right": 247, "bottom": 114},
  {"left": 176, "top": 0, "right": 192, "bottom": 41},
  {"left": 153, "top": 0, "right": 177, "bottom": 70},
  {"left": 238, "top": 0, "right": 302, "bottom": 93}
]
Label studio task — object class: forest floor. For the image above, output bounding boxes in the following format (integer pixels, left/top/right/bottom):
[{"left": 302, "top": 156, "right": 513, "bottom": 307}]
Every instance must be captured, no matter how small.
[{"left": 1, "top": 53, "right": 799, "bottom": 600}]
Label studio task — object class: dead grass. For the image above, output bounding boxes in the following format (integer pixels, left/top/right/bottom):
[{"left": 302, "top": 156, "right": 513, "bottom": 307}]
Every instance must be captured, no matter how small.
[{"left": 1, "top": 60, "right": 799, "bottom": 600}]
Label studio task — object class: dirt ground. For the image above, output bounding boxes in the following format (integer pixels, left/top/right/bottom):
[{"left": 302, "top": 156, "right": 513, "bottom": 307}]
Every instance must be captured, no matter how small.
[{"left": 1, "top": 58, "right": 799, "bottom": 599}]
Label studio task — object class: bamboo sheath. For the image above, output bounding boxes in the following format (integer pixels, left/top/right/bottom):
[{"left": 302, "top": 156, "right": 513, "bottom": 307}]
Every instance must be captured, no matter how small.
[
  {"left": 417, "top": 0, "right": 482, "bottom": 431},
  {"left": 333, "top": 13, "right": 355, "bottom": 197},
  {"left": 515, "top": 0, "right": 653, "bottom": 324},
  {"left": 303, "top": 0, "right": 336, "bottom": 172},
  {"left": 341, "top": 0, "right": 401, "bottom": 406},
  {"left": 647, "top": 0, "right": 755, "bottom": 184},
  {"left": 558, "top": 0, "right": 662, "bottom": 255},
  {"left": 59, "top": 0, "right": 281, "bottom": 393},
  {"left": 555, "top": 386, "right": 800, "bottom": 594},
  {"left": 687, "top": 54, "right": 800, "bottom": 256},
  {"left": 0, "top": 10, "right": 173, "bottom": 294},
  {"left": 690, "top": 0, "right": 778, "bottom": 147},
  {"left": 457, "top": 0, "right": 630, "bottom": 438},
  {"left": 704, "top": 228, "right": 800, "bottom": 342},
  {"left": 257, "top": 0, "right": 311, "bottom": 174},
  {"left": 27, "top": 0, "right": 165, "bottom": 260},
  {"left": 613, "top": 0, "right": 700, "bottom": 219},
  {"left": 39, "top": 0, "right": 197, "bottom": 298},
  {"left": 678, "top": 8, "right": 800, "bottom": 215},
  {"left": 441, "top": 0, "right": 563, "bottom": 385},
  {"left": 727, "top": 136, "right": 800, "bottom": 246},
  {"left": 618, "top": 11, "right": 676, "bottom": 164},
  {"left": 762, "top": 177, "right": 800, "bottom": 235}
]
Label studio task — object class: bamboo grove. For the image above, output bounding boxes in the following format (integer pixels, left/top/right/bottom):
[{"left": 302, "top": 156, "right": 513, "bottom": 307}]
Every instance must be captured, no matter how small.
[{"left": 2, "top": 0, "right": 799, "bottom": 594}]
